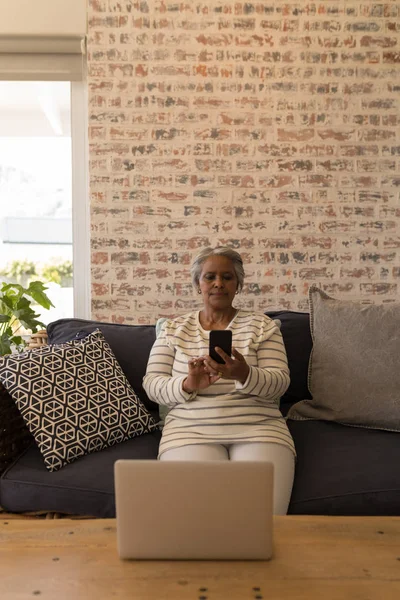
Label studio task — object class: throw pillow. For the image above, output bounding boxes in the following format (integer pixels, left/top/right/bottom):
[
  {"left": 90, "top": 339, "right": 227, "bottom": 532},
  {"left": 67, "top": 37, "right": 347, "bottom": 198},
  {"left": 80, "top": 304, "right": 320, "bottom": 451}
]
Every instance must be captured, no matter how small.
[
  {"left": 0, "top": 329, "right": 158, "bottom": 471},
  {"left": 287, "top": 285, "right": 400, "bottom": 432},
  {"left": 46, "top": 318, "right": 158, "bottom": 412}
]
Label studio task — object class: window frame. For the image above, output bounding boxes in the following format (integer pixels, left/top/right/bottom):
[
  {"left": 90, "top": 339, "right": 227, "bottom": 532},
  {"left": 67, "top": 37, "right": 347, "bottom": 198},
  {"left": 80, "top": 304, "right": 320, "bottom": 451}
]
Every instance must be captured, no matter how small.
[{"left": 71, "top": 79, "right": 90, "bottom": 319}]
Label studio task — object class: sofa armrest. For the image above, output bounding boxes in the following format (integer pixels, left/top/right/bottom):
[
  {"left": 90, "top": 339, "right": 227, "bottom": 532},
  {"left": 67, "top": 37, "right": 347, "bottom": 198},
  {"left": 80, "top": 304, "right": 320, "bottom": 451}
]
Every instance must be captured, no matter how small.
[
  {"left": 0, "top": 383, "right": 33, "bottom": 476},
  {"left": 0, "top": 331, "right": 44, "bottom": 475}
]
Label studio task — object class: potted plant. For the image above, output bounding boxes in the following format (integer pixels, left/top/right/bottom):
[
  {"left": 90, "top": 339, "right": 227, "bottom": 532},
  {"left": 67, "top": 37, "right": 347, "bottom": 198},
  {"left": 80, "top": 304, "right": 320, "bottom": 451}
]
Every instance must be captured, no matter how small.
[
  {"left": 0, "top": 281, "right": 54, "bottom": 472},
  {"left": 0, "top": 281, "right": 54, "bottom": 356}
]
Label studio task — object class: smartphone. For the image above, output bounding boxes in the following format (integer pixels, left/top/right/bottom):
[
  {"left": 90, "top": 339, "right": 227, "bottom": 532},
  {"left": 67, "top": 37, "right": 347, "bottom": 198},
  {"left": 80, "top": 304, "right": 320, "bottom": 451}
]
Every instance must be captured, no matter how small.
[{"left": 209, "top": 330, "right": 232, "bottom": 364}]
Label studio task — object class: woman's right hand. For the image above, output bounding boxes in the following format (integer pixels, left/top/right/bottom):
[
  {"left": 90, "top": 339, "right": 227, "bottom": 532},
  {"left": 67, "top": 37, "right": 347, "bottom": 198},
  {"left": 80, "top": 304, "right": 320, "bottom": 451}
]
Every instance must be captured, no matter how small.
[{"left": 182, "top": 357, "right": 221, "bottom": 393}]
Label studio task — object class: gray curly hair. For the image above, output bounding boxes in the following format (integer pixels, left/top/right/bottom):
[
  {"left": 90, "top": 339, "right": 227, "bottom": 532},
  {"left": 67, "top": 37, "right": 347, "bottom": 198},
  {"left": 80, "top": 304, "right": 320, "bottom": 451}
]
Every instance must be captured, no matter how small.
[{"left": 190, "top": 246, "right": 245, "bottom": 292}]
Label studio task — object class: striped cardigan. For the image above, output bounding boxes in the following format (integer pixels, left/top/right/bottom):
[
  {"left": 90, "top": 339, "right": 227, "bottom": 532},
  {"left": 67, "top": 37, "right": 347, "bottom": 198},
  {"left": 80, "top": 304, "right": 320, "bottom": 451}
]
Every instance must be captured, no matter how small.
[{"left": 142, "top": 310, "right": 295, "bottom": 458}]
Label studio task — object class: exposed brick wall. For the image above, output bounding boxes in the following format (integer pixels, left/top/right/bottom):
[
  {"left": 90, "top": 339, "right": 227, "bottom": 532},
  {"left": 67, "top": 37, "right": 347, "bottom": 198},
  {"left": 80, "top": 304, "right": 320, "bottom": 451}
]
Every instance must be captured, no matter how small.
[{"left": 87, "top": 0, "right": 400, "bottom": 324}]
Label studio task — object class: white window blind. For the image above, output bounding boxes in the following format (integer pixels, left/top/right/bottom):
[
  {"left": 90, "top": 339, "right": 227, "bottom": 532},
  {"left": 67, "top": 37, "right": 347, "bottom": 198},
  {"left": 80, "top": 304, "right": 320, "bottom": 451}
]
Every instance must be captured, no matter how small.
[{"left": 0, "top": 0, "right": 87, "bottom": 81}]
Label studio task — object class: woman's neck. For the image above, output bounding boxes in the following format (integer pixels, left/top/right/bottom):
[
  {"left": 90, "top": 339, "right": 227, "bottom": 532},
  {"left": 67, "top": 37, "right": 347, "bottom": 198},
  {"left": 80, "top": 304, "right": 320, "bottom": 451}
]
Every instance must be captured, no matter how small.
[{"left": 199, "top": 307, "right": 238, "bottom": 330}]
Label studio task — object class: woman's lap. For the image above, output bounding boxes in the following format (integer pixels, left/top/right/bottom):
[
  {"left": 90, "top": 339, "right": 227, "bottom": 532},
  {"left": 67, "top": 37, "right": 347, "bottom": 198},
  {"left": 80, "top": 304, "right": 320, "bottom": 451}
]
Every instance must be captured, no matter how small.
[
  {"left": 159, "top": 441, "right": 295, "bottom": 514},
  {"left": 159, "top": 443, "right": 229, "bottom": 461}
]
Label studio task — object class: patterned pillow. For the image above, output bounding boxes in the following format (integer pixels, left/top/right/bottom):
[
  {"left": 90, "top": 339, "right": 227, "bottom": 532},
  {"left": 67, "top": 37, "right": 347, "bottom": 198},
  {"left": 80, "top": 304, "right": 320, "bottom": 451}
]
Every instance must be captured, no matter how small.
[{"left": 0, "top": 329, "right": 158, "bottom": 471}]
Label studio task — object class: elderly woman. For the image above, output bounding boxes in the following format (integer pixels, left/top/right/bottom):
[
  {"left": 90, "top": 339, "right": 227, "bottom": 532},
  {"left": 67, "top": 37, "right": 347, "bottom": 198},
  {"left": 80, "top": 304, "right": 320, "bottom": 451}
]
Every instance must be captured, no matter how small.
[{"left": 142, "top": 246, "right": 295, "bottom": 514}]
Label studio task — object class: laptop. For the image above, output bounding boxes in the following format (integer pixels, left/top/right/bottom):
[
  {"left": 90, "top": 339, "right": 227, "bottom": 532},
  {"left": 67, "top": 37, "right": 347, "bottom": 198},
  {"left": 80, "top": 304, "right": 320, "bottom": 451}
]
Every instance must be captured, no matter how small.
[{"left": 114, "top": 459, "right": 274, "bottom": 560}]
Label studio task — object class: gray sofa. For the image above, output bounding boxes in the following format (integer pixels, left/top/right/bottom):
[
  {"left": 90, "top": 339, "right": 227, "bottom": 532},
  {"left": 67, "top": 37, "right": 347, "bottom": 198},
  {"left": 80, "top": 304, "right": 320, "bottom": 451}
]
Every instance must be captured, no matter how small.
[{"left": 1, "top": 311, "right": 399, "bottom": 517}]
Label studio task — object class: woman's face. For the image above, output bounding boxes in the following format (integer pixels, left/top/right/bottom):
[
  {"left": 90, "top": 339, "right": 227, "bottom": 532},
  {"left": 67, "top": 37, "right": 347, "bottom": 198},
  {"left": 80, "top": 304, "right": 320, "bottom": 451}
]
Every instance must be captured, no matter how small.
[{"left": 198, "top": 255, "right": 238, "bottom": 311}]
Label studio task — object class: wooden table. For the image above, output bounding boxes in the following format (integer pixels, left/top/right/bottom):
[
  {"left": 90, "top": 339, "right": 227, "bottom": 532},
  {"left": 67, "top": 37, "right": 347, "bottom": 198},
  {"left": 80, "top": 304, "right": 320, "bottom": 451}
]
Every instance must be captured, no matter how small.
[{"left": 1, "top": 516, "right": 400, "bottom": 599}]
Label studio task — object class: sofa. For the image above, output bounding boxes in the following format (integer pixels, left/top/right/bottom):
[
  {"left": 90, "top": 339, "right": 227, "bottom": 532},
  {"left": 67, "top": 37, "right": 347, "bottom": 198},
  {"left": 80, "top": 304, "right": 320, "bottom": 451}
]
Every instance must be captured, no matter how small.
[{"left": 1, "top": 307, "right": 400, "bottom": 518}]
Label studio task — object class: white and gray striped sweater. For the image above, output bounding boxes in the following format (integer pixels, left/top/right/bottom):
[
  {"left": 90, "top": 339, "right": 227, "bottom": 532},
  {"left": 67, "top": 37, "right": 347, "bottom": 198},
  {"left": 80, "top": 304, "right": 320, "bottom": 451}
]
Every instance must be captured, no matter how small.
[{"left": 142, "top": 310, "right": 295, "bottom": 458}]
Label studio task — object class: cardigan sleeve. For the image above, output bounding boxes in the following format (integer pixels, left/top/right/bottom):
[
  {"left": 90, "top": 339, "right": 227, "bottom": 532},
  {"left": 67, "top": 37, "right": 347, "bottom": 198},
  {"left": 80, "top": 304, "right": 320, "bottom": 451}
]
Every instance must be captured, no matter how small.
[
  {"left": 142, "top": 332, "right": 197, "bottom": 407},
  {"left": 234, "top": 320, "right": 290, "bottom": 406}
]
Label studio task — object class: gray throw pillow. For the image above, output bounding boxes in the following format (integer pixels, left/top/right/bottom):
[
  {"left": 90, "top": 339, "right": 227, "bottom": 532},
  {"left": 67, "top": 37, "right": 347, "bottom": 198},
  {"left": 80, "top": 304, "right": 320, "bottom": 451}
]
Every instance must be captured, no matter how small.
[{"left": 287, "top": 285, "right": 400, "bottom": 432}]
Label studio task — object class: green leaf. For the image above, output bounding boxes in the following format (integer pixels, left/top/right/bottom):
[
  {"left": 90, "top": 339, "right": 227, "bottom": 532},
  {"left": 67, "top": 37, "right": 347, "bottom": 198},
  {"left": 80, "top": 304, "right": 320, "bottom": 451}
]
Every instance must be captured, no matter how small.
[
  {"left": 0, "top": 324, "right": 13, "bottom": 339},
  {"left": 1, "top": 282, "right": 24, "bottom": 299},
  {"left": 0, "top": 294, "right": 15, "bottom": 312},
  {"left": 25, "top": 281, "right": 54, "bottom": 309},
  {"left": 19, "top": 318, "right": 45, "bottom": 333},
  {"left": 0, "top": 333, "right": 12, "bottom": 355},
  {"left": 13, "top": 301, "right": 45, "bottom": 333},
  {"left": 0, "top": 315, "right": 11, "bottom": 324},
  {"left": 15, "top": 296, "right": 32, "bottom": 312},
  {"left": 15, "top": 308, "right": 45, "bottom": 333},
  {"left": 10, "top": 335, "right": 24, "bottom": 347}
]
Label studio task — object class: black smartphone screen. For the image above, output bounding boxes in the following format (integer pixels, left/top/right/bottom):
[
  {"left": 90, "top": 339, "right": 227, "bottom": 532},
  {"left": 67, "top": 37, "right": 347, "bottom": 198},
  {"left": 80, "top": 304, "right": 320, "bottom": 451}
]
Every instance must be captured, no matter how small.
[{"left": 209, "top": 330, "right": 232, "bottom": 364}]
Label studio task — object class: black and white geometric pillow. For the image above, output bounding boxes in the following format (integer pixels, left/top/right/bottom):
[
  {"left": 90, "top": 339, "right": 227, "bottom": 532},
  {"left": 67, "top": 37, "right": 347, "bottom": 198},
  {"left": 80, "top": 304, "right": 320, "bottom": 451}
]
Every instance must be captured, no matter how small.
[{"left": 0, "top": 329, "right": 158, "bottom": 472}]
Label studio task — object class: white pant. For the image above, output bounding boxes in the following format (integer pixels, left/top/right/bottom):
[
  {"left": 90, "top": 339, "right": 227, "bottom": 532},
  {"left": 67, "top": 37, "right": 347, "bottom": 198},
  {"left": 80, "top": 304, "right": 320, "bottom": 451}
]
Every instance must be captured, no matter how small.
[{"left": 160, "top": 442, "right": 295, "bottom": 515}]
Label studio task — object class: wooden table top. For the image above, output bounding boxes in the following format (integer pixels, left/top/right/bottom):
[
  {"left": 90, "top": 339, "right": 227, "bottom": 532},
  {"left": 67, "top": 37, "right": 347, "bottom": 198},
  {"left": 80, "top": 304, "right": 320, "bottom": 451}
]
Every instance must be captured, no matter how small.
[{"left": 1, "top": 515, "right": 400, "bottom": 599}]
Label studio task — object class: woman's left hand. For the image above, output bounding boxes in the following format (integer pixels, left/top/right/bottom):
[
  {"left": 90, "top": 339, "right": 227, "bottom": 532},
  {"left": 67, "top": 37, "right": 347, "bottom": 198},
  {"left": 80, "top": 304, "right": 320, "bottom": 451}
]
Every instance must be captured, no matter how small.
[{"left": 202, "top": 347, "right": 250, "bottom": 385}]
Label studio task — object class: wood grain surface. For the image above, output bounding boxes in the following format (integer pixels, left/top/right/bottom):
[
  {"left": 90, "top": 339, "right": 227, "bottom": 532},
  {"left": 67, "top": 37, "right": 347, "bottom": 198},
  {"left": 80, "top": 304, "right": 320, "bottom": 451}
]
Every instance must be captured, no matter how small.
[{"left": 1, "top": 515, "right": 400, "bottom": 599}]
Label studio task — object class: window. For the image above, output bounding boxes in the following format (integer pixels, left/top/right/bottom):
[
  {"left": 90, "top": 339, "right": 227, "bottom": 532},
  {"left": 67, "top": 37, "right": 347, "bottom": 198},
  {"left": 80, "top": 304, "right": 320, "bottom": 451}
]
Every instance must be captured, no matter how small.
[
  {"left": 0, "top": 80, "right": 89, "bottom": 323},
  {"left": 0, "top": 81, "right": 70, "bottom": 320},
  {"left": 0, "top": 2, "right": 89, "bottom": 323}
]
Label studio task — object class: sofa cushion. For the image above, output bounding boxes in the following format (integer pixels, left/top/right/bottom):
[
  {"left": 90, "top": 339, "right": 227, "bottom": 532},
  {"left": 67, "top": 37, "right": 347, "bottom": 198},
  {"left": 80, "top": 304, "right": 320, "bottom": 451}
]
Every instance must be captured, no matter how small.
[
  {"left": 47, "top": 317, "right": 158, "bottom": 412},
  {"left": 265, "top": 310, "right": 312, "bottom": 413},
  {"left": 5, "top": 419, "right": 398, "bottom": 518},
  {"left": 0, "top": 429, "right": 161, "bottom": 518},
  {"left": 288, "top": 420, "right": 400, "bottom": 516},
  {"left": 0, "top": 330, "right": 158, "bottom": 472},
  {"left": 287, "top": 286, "right": 400, "bottom": 432}
]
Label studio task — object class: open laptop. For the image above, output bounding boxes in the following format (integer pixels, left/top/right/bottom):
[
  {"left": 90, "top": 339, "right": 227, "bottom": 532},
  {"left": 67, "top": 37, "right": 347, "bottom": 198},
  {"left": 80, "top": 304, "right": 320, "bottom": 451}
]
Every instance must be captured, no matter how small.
[{"left": 114, "top": 460, "right": 274, "bottom": 560}]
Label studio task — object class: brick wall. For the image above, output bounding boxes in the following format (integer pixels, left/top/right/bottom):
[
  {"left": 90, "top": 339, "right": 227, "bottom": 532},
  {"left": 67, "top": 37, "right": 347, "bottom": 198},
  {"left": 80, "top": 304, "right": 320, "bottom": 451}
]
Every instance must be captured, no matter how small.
[{"left": 87, "top": 0, "right": 400, "bottom": 324}]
